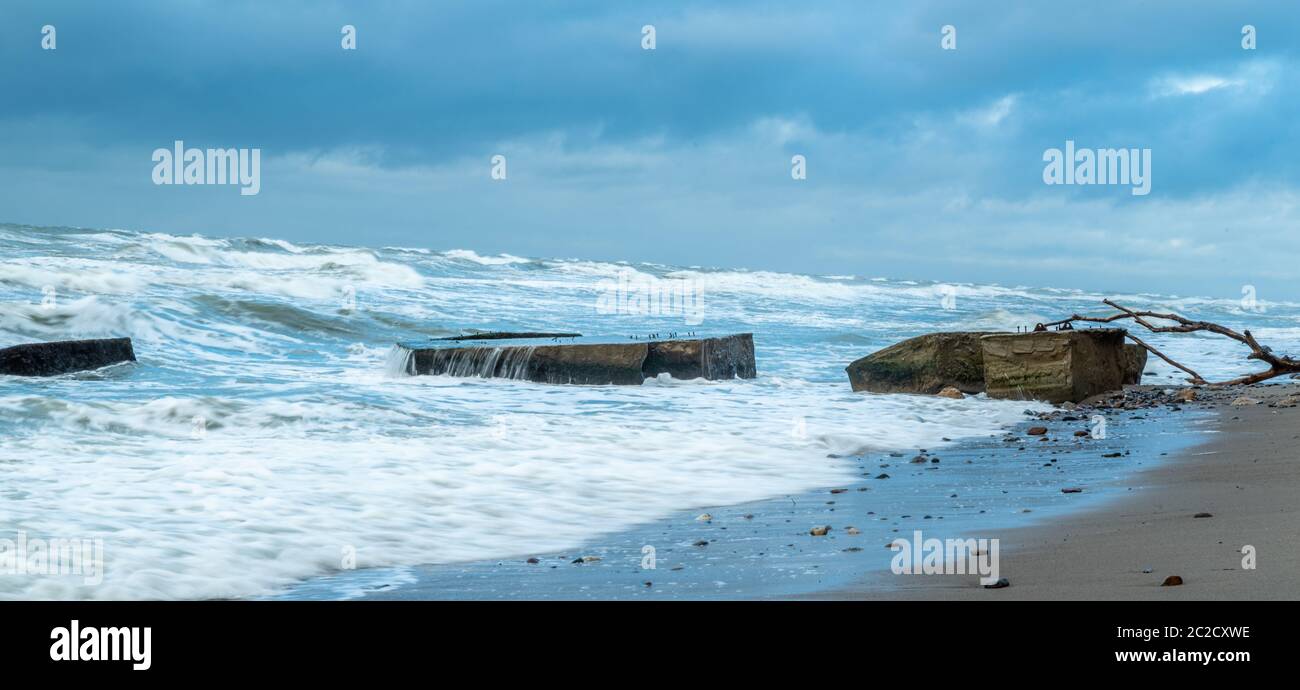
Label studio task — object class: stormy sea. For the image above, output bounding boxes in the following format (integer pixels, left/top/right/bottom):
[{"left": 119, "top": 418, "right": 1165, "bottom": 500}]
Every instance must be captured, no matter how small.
[{"left": 2, "top": 222, "right": 1297, "bottom": 600}]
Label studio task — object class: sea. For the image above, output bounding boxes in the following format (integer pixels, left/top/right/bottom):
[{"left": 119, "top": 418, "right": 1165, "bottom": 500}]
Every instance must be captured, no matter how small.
[{"left": 1, "top": 222, "right": 1297, "bottom": 599}]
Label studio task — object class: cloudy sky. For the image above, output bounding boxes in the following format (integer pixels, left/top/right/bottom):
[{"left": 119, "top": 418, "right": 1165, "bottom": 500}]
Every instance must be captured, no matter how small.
[{"left": 2, "top": 1, "right": 1297, "bottom": 298}]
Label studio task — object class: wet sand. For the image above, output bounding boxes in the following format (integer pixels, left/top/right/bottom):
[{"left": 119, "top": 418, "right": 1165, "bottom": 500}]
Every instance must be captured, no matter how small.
[{"left": 821, "top": 383, "right": 1300, "bottom": 600}]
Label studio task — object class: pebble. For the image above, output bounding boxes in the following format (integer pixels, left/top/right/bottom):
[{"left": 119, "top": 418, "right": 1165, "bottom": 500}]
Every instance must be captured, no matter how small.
[{"left": 936, "top": 386, "right": 965, "bottom": 399}]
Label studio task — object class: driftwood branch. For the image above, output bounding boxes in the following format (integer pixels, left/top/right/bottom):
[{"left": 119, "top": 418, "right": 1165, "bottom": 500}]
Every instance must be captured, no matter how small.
[
  {"left": 1042, "top": 300, "right": 1299, "bottom": 386},
  {"left": 1122, "top": 332, "right": 1207, "bottom": 385}
]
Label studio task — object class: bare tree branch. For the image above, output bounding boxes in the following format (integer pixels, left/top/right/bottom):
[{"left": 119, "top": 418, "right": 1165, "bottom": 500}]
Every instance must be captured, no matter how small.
[
  {"left": 1123, "top": 332, "right": 1208, "bottom": 385},
  {"left": 1044, "top": 300, "right": 1299, "bottom": 386}
]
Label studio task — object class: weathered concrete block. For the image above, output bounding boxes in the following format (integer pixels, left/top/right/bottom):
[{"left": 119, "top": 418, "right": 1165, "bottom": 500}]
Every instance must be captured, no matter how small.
[
  {"left": 845, "top": 332, "right": 999, "bottom": 394},
  {"left": 1121, "top": 343, "right": 1148, "bottom": 384},
  {"left": 395, "top": 333, "right": 755, "bottom": 385},
  {"left": 644, "top": 334, "right": 756, "bottom": 380},
  {"left": 981, "top": 329, "right": 1126, "bottom": 403},
  {"left": 0, "top": 338, "right": 136, "bottom": 376}
]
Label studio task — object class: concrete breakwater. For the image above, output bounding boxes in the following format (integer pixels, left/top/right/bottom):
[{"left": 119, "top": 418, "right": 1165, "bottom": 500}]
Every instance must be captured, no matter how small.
[
  {"left": 0, "top": 338, "right": 136, "bottom": 376},
  {"left": 390, "top": 332, "right": 756, "bottom": 384},
  {"left": 846, "top": 329, "right": 1147, "bottom": 403}
]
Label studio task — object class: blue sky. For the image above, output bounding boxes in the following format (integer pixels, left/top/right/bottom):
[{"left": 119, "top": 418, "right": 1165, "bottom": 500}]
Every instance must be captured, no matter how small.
[{"left": 2, "top": 1, "right": 1298, "bottom": 298}]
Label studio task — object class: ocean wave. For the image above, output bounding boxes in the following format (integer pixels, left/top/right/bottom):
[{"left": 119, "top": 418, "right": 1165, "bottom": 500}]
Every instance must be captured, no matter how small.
[
  {"left": 193, "top": 295, "right": 364, "bottom": 338},
  {"left": 0, "top": 259, "right": 146, "bottom": 294},
  {"left": 441, "top": 249, "right": 534, "bottom": 266},
  {"left": 0, "top": 296, "right": 151, "bottom": 342}
]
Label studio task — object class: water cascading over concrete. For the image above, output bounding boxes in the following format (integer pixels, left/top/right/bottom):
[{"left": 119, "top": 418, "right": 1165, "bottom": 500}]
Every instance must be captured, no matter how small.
[{"left": 388, "top": 332, "right": 756, "bottom": 384}]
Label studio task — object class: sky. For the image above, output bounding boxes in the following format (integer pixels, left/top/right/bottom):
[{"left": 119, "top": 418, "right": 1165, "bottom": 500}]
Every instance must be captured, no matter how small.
[{"left": 2, "top": 1, "right": 1298, "bottom": 299}]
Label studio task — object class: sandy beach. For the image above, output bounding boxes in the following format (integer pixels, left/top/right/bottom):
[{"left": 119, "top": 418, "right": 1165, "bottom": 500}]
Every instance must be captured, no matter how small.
[{"left": 822, "top": 383, "right": 1300, "bottom": 600}]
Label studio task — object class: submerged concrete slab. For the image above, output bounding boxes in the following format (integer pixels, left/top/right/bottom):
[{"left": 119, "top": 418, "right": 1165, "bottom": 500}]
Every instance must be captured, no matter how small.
[
  {"left": 0, "top": 338, "right": 136, "bottom": 376},
  {"left": 393, "top": 333, "right": 755, "bottom": 384},
  {"left": 981, "top": 329, "right": 1126, "bottom": 403}
]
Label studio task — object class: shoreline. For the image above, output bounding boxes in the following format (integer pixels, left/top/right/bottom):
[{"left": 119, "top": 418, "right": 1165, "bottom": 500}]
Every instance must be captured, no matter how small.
[
  {"left": 817, "top": 383, "right": 1300, "bottom": 600},
  {"left": 281, "top": 386, "right": 1220, "bottom": 600}
]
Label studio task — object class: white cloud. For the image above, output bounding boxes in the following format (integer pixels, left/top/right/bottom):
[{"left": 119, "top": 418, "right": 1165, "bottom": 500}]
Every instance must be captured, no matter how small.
[
  {"left": 1151, "top": 74, "right": 1236, "bottom": 97},
  {"left": 1149, "top": 60, "right": 1280, "bottom": 99},
  {"left": 750, "top": 116, "right": 819, "bottom": 146},
  {"left": 958, "top": 95, "right": 1018, "bottom": 129}
]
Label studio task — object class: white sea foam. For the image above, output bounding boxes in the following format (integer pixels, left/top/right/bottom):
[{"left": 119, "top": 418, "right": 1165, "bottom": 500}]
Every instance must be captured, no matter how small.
[{"left": 0, "top": 370, "right": 1040, "bottom": 600}]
